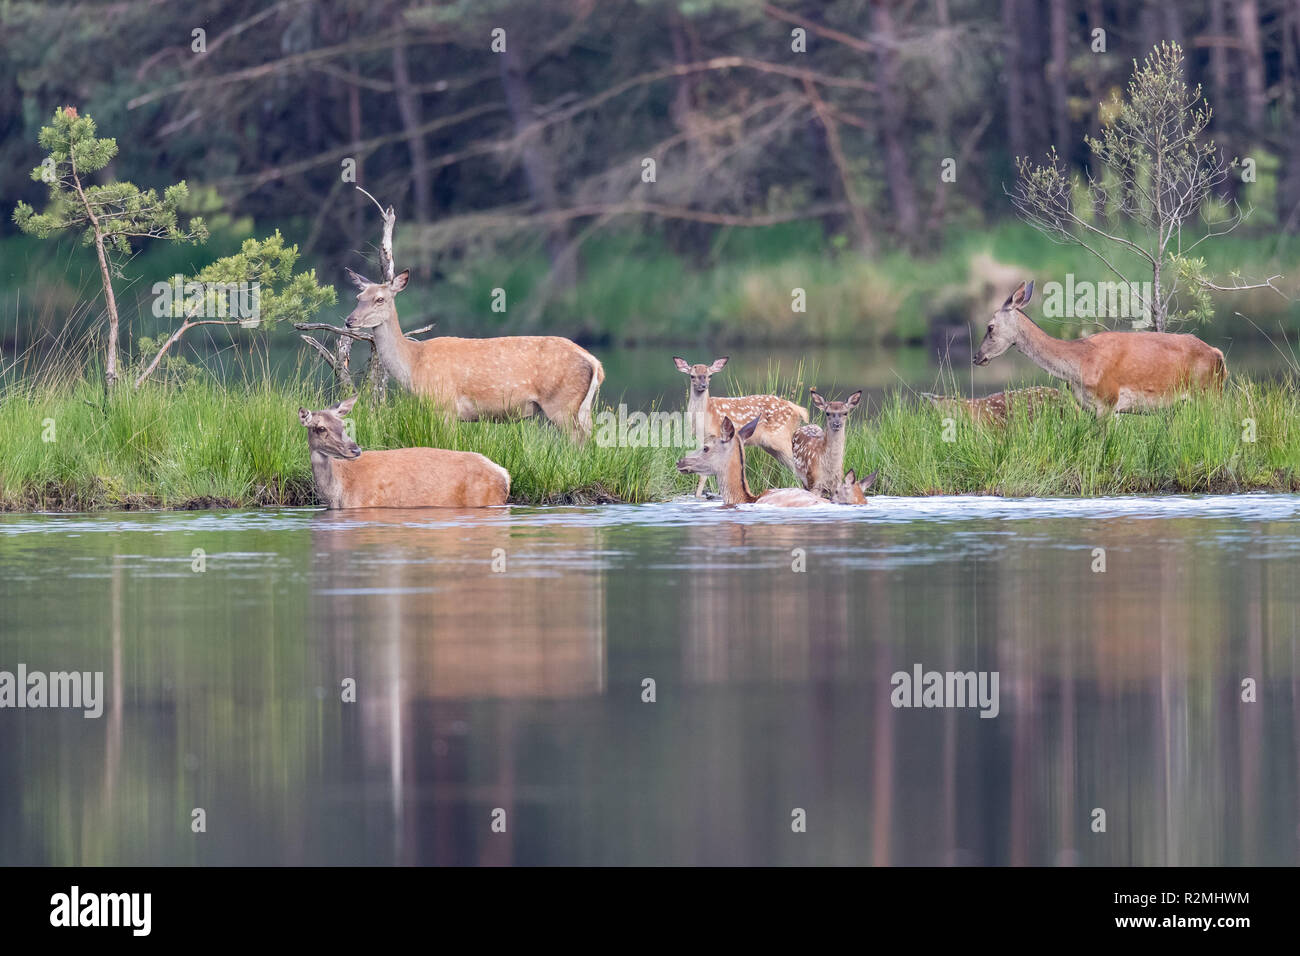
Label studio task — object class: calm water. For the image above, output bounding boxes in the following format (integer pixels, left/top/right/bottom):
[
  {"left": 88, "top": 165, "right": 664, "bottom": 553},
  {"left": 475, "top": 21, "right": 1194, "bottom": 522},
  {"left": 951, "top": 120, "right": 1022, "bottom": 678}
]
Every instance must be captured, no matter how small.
[{"left": 1, "top": 495, "right": 1298, "bottom": 866}]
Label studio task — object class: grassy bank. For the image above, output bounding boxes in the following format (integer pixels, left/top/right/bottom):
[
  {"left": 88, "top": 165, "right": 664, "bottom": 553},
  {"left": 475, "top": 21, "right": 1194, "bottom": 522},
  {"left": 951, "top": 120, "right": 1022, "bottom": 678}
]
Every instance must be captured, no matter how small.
[{"left": 1, "top": 374, "right": 1298, "bottom": 511}]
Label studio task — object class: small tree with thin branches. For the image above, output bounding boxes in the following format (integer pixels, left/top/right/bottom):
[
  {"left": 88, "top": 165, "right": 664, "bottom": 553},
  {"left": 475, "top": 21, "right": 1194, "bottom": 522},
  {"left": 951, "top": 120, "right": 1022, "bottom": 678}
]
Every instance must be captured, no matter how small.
[
  {"left": 1010, "top": 42, "right": 1282, "bottom": 332},
  {"left": 12, "top": 106, "right": 208, "bottom": 388}
]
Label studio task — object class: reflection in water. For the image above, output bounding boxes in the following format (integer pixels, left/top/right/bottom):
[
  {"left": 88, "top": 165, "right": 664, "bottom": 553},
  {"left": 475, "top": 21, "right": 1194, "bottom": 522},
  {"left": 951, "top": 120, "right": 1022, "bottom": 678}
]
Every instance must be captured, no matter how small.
[{"left": 0, "top": 496, "right": 1298, "bottom": 865}]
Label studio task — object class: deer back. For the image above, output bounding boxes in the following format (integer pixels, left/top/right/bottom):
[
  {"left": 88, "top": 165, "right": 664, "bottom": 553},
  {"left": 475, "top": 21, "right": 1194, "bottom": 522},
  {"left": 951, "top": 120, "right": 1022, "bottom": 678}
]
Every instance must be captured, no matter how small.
[{"left": 333, "top": 447, "right": 510, "bottom": 508}]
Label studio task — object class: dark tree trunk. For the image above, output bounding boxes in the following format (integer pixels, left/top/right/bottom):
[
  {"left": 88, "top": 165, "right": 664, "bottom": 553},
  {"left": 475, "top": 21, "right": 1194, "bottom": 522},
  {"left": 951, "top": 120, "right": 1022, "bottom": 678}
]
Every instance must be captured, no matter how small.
[
  {"left": 1208, "top": 0, "right": 1239, "bottom": 204},
  {"left": 1278, "top": 1, "right": 1300, "bottom": 230},
  {"left": 872, "top": 0, "right": 919, "bottom": 240},
  {"left": 1003, "top": 0, "right": 1026, "bottom": 161},
  {"left": 498, "top": 41, "right": 577, "bottom": 291},
  {"left": 1049, "top": 0, "right": 1069, "bottom": 155},
  {"left": 1237, "top": 0, "right": 1266, "bottom": 131},
  {"left": 392, "top": 38, "right": 433, "bottom": 260}
]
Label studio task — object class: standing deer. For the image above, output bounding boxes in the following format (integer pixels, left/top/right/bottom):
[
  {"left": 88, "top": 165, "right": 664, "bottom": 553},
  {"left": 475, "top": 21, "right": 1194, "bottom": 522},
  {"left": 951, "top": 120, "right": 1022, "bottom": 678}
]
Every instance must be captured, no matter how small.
[
  {"left": 676, "top": 416, "right": 829, "bottom": 507},
  {"left": 832, "top": 468, "right": 879, "bottom": 504},
  {"left": 792, "top": 387, "right": 862, "bottom": 495},
  {"left": 672, "top": 356, "right": 808, "bottom": 496},
  {"left": 973, "top": 280, "right": 1227, "bottom": 416},
  {"left": 299, "top": 396, "right": 510, "bottom": 508},
  {"left": 346, "top": 269, "right": 604, "bottom": 440}
]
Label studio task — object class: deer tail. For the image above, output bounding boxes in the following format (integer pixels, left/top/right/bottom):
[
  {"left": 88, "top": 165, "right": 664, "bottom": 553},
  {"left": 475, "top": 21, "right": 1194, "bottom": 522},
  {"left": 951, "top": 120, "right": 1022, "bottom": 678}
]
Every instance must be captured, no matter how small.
[
  {"left": 576, "top": 351, "right": 604, "bottom": 438},
  {"left": 1211, "top": 347, "right": 1228, "bottom": 387}
]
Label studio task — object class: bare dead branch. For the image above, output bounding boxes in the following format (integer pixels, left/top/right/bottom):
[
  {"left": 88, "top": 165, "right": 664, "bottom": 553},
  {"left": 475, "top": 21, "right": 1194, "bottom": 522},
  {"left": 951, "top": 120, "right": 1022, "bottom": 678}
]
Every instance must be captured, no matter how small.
[{"left": 299, "top": 334, "right": 353, "bottom": 392}]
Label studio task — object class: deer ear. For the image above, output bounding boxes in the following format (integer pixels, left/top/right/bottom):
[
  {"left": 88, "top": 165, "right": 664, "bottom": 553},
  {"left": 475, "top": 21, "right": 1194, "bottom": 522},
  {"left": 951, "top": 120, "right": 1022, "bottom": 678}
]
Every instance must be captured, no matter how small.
[
  {"left": 673, "top": 356, "right": 691, "bottom": 373},
  {"left": 708, "top": 357, "right": 729, "bottom": 374},
  {"left": 1021, "top": 280, "right": 1034, "bottom": 306},
  {"left": 846, "top": 390, "right": 862, "bottom": 409},
  {"left": 811, "top": 391, "right": 826, "bottom": 410},
  {"left": 861, "top": 468, "right": 879, "bottom": 490},
  {"left": 843, "top": 469, "right": 856, "bottom": 484},
  {"left": 299, "top": 407, "right": 314, "bottom": 427},
  {"left": 346, "top": 268, "right": 372, "bottom": 291},
  {"left": 720, "top": 416, "right": 736, "bottom": 441},
  {"left": 739, "top": 416, "right": 760, "bottom": 441},
  {"left": 389, "top": 269, "right": 410, "bottom": 293},
  {"left": 333, "top": 395, "right": 359, "bottom": 417}
]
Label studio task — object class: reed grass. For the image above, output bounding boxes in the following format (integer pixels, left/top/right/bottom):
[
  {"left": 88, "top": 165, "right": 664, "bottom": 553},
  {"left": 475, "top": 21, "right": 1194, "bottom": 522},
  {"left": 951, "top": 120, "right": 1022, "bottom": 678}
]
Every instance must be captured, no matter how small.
[{"left": 1, "top": 369, "right": 1296, "bottom": 511}]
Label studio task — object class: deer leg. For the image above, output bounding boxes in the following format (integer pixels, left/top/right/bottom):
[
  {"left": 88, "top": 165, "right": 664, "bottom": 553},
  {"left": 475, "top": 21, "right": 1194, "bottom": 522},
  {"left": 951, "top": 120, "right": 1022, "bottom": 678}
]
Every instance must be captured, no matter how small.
[
  {"left": 695, "top": 474, "right": 711, "bottom": 498},
  {"left": 537, "top": 398, "right": 584, "bottom": 442}
]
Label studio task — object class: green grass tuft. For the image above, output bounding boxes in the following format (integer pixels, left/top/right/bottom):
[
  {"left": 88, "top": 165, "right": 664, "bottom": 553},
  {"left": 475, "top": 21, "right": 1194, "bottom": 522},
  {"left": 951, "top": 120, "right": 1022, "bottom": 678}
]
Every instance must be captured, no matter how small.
[{"left": 1, "top": 372, "right": 1297, "bottom": 511}]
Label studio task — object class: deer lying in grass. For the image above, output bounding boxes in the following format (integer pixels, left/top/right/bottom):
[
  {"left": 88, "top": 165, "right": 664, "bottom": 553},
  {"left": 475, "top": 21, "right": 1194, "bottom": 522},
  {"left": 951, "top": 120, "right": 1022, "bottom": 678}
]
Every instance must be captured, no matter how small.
[
  {"left": 299, "top": 396, "right": 510, "bottom": 508},
  {"left": 920, "top": 386, "right": 1062, "bottom": 425},
  {"left": 676, "top": 416, "right": 829, "bottom": 507},
  {"left": 346, "top": 269, "right": 604, "bottom": 440},
  {"left": 973, "top": 280, "right": 1227, "bottom": 417},
  {"left": 792, "top": 387, "right": 862, "bottom": 495},
  {"left": 673, "top": 356, "right": 808, "bottom": 496},
  {"left": 832, "top": 468, "right": 879, "bottom": 504}
]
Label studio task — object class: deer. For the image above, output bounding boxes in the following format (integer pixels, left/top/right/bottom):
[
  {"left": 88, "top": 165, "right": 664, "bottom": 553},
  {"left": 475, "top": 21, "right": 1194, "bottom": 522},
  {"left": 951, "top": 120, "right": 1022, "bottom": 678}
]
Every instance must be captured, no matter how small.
[
  {"left": 831, "top": 468, "right": 879, "bottom": 505},
  {"left": 676, "top": 416, "right": 830, "bottom": 507},
  {"left": 792, "top": 387, "right": 862, "bottom": 495},
  {"left": 299, "top": 396, "right": 510, "bottom": 508},
  {"left": 672, "top": 356, "right": 808, "bottom": 497},
  {"left": 973, "top": 280, "right": 1227, "bottom": 417},
  {"left": 345, "top": 269, "right": 605, "bottom": 441},
  {"left": 920, "top": 386, "right": 1062, "bottom": 425}
]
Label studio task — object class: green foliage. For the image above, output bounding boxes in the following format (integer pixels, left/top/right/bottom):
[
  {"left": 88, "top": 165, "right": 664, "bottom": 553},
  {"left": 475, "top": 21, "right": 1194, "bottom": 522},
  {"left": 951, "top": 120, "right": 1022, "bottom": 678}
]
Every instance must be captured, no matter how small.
[
  {"left": 12, "top": 106, "right": 207, "bottom": 256},
  {"left": 173, "top": 231, "right": 336, "bottom": 329},
  {"left": 132, "top": 336, "right": 203, "bottom": 386},
  {"left": 1086, "top": 42, "right": 1220, "bottom": 232},
  {"left": 1170, "top": 255, "right": 1215, "bottom": 325},
  {"left": 1011, "top": 43, "right": 1252, "bottom": 331}
]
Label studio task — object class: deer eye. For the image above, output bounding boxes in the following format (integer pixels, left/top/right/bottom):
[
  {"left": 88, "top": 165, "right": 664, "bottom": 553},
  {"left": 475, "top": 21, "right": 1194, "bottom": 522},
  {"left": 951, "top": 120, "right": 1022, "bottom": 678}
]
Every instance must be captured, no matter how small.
[{"left": 988, "top": 324, "right": 994, "bottom": 333}]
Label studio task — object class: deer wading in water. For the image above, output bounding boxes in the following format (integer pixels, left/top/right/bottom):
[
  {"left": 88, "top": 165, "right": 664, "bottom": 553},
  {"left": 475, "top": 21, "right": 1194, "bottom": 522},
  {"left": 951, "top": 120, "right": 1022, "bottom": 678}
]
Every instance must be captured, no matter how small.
[
  {"left": 299, "top": 396, "right": 510, "bottom": 508},
  {"left": 673, "top": 356, "right": 808, "bottom": 496},
  {"left": 792, "top": 387, "right": 862, "bottom": 496},
  {"left": 676, "top": 416, "right": 830, "bottom": 507}
]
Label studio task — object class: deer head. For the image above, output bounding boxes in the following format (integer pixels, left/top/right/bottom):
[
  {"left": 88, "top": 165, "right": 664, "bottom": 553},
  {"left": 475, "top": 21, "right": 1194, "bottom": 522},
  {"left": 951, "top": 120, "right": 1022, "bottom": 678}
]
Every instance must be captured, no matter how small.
[
  {"left": 974, "top": 279, "right": 1033, "bottom": 366},
  {"left": 810, "top": 388, "right": 862, "bottom": 433},
  {"left": 832, "top": 467, "right": 878, "bottom": 504},
  {"left": 299, "top": 395, "right": 362, "bottom": 460},
  {"left": 673, "top": 356, "right": 729, "bottom": 396},
  {"left": 344, "top": 268, "right": 410, "bottom": 330},
  {"left": 675, "top": 415, "right": 758, "bottom": 476}
]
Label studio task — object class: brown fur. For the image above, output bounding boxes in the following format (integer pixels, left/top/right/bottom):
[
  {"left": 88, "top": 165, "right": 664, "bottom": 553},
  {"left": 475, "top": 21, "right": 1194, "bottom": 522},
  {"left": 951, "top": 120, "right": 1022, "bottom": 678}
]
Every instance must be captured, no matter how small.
[
  {"left": 675, "top": 416, "right": 828, "bottom": 508},
  {"left": 974, "top": 280, "right": 1227, "bottom": 417},
  {"left": 831, "top": 468, "right": 878, "bottom": 504},
  {"left": 300, "top": 397, "right": 510, "bottom": 509},
  {"left": 673, "top": 356, "right": 809, "bottom": 496},
  {"left": 921, "top": 386, "right": 1063, "bottom": 425},
  {"left": 792, "top": 387, "right": 862, "bottom": 494},
  {"left": 347, "top": 269, "right": 604, "bottom": 440}
]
